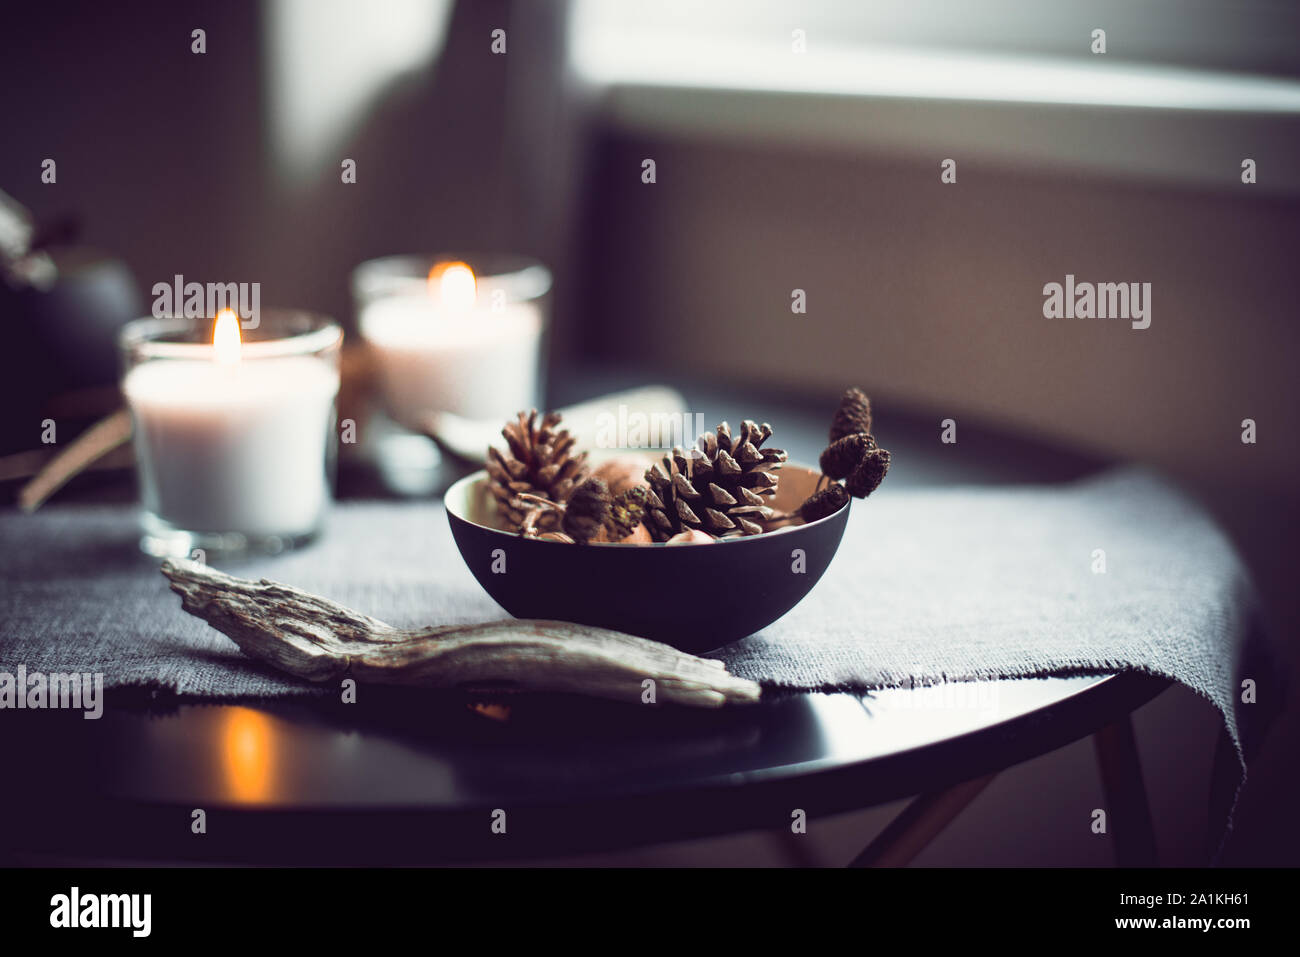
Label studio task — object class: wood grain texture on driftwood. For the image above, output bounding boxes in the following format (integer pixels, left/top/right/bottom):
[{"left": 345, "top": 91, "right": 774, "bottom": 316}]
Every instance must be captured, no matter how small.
[{"left": 160, "top": 559, "right": 760, "bottom": 708}]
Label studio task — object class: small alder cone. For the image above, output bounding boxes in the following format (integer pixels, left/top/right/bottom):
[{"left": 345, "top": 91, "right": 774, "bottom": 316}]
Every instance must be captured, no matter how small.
[
  {"left": 819, "top": 432, "right": 878, "bottom": 481},
  {"left": 562, "top": 477, "right": 612, "bottom": 543},
  {"left": 830, "top": 387, "right": 872, "bottom": 443},
  {"left": 799, "top": 483, "right": 849, "bottom": 522},
  {"left": 846, "top": 448, "right": 891, "bottom": 499},
  {"left": 486, "top": 410, "right": 589, "bottom": 532},
  {"left": 643, "top": 419, "right": 787, "bottom": 541}
]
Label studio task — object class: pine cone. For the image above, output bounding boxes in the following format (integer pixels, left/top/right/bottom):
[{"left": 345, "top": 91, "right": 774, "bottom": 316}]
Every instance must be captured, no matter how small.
[
  {"left": 608, "top": 485, "right": 652, "bottom": 539},
  {"left": 643, "top": 420, "right": 787, "bottom": 541},
  {"left": 486, "top": 410, "right": 589, "bottom": 532},
  {"left": 830, "top": 388, "right": 872, "bottom": 443}
]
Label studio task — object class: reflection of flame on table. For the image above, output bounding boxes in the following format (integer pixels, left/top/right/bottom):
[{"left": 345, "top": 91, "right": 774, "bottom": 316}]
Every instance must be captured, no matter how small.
[{"left": 222, "top": 707, "right": 274, "bottom": 803}]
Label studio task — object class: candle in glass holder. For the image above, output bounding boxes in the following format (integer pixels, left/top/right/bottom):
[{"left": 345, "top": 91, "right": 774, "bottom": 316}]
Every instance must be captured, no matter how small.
[
  {"left": 120, "top": 310, "right": 341, "bottom": 556},
  {"left": 355, "top": 257, "right": 548, "bottom": 427}
]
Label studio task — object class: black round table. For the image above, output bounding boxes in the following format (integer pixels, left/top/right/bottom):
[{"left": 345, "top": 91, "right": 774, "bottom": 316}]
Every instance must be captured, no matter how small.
[{"left": 0, "top": 382, "right": 1171, "bottom": 866}]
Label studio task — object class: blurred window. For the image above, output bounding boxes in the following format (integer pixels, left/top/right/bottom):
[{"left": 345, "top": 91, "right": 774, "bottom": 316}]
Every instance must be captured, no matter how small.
[{"left": 571, "top": 0, "right": 1300, "bottom": 109}]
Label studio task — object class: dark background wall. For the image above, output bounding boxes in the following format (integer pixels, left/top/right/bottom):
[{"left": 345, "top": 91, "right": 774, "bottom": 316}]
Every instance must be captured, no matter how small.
[{"left": 584, "top": 136, "right": 1299, "bottom": 496}]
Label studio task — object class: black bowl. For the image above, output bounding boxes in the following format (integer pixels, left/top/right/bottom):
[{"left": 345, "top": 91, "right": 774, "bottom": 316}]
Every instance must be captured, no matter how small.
[{"left": 445, "top": 464, "right": 849, "bottom": 654}]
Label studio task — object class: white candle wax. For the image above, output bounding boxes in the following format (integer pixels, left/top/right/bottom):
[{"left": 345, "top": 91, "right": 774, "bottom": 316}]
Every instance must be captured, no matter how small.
[
  {"left": 124, "top": 356, "right": 339, "bottom": 536},
  {"left": 359, "top": 296, "right": 542, "bottom": 426}
]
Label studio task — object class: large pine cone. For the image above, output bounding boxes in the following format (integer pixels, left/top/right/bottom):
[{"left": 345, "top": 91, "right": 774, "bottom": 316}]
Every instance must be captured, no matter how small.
[
  {"left": 643, "top": 420, "right": 787, "bottom": 541},
  {"left": 486, "top": 410, "right": 589, "bottom": 532}
]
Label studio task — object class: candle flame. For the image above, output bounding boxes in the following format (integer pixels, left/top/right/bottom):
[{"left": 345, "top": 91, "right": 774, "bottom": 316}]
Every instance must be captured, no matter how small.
[
  {"left": 428, "top": 261, "right": 477, "bottom": 311},
  {"left": 213, "top": 309, "right": 242, "bottom": 363}
]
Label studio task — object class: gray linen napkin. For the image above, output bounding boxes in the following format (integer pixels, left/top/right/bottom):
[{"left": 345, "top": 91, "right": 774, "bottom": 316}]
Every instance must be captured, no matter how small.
[{"left": 0, "top": 467, "right": 1261, "bottom": 761}]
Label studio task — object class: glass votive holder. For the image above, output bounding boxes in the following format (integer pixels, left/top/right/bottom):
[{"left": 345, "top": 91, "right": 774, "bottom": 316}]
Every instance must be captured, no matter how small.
[
  {"left": 119, "top": 309, "right": 343, "bottom": 559},
  {"left": 351, "top": 253, "right": 552, "bottom": 430}
]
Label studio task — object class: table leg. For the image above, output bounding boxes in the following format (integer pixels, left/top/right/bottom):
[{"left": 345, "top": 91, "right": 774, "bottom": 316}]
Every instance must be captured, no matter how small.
[
  {"left": 1093, "top": 715, "right": 1158, "bottom": 866},
  {"left": 848, "top": 773, "right": 997, "bottom": 867}
]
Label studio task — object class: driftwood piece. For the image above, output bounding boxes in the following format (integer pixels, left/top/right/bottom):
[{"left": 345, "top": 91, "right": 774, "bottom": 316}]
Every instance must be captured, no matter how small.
[{"left": 160, "top": 559, "right": 760, "bottom": 708}]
